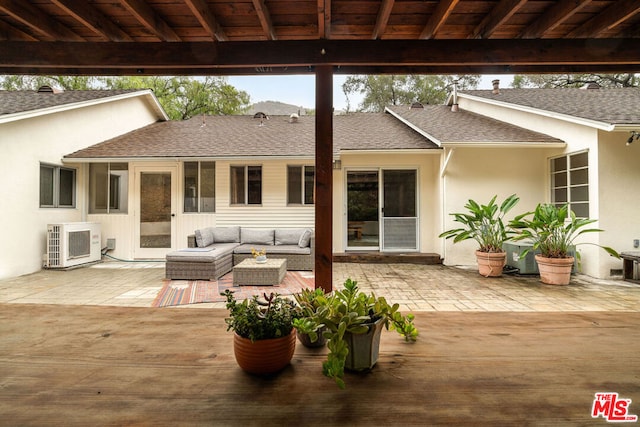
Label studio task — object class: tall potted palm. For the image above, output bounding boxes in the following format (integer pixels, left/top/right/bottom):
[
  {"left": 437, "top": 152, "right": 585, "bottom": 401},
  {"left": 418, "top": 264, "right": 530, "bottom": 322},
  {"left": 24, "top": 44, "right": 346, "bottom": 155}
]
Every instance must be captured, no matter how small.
[
  {"left": 509, "top": 203, "right": 619, "bottom": 285},
  {"left": 439, "top": 194, "right": 520, "bottom": 277}
]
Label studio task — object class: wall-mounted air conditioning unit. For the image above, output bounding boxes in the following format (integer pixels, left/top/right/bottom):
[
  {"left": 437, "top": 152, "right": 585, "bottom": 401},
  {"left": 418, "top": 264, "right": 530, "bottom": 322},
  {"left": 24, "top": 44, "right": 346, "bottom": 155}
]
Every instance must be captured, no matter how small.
[
  {"left": 46, "top": 222, "right": 101, "bottom": 268},
  {"left": 504, "top": 241, "right": 576, "bottom": 275}
]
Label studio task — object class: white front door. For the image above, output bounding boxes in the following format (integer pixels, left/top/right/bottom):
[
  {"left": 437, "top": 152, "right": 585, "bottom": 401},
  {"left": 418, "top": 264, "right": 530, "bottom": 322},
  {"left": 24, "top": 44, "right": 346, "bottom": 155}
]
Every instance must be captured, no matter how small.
[{"left": 133, "top": 166, "right": 178, "bottom": 259}]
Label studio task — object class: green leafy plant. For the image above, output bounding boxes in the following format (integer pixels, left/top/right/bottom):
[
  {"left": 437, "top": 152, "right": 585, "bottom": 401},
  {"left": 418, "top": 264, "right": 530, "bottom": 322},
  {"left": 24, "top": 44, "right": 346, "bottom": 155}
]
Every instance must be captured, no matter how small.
[
  {"left": 292, "top": 288, "right": 328, "bottom": 344},
  {"left": 509, "top": 203, "right": 619, "bottom": 264},
  {"left": 223, "top": 290, "right": 300, "bottom": 342},
  {"left": 294, "top": 279, "right": 418, "bottom": 389},
  {"left": 439, "top": 194, "right": 520, "bottom": 253}
]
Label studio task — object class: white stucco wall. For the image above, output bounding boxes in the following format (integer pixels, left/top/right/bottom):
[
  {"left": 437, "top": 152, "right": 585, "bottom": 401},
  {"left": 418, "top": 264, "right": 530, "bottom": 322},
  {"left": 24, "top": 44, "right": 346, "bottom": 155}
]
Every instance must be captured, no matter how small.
[
  {"left": 440, "top": 147, "right": 552, "bottom": 266},
  {"left": 0, "top": 95, "right": 161, "bottom": 279},
  {"left": 453, "top": 94, "right": 626, "bottom": 279}
]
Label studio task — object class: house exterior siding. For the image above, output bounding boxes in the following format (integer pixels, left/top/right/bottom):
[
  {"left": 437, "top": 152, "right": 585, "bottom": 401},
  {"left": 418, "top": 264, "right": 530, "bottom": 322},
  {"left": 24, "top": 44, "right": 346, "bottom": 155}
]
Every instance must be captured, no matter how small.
[{"left": 0, "top": 95, "right": 162, "bottom": 279}]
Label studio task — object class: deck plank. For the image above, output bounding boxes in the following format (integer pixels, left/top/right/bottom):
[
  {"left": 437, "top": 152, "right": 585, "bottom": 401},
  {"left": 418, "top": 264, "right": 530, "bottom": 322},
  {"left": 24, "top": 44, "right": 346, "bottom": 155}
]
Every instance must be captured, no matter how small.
[{"left": 0, "top": 304, "right": 638, "bottom": 425}]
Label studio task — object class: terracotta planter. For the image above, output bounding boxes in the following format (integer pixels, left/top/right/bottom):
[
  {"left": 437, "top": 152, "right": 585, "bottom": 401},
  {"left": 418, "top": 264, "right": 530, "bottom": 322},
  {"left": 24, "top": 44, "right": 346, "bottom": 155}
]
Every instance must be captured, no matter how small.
[
  {"left": 344, "top": 317, "right": 385, "bottom": 371},
  {"left": 535, "top": 255, "right": 575, "bottom": 286},
  {"left": 475, "top": 250, "right": 506, "bottom": 277},
  {"left": 233, "top": 329, "right": 296, "bottom": 374}
]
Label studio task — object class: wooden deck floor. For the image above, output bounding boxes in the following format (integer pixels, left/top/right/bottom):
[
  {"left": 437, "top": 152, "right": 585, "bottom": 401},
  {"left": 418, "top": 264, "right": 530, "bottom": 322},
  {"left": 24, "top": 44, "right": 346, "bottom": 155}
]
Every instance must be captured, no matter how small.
[{"left": 1, "top": 304, "right": 639, "bottom": 426}]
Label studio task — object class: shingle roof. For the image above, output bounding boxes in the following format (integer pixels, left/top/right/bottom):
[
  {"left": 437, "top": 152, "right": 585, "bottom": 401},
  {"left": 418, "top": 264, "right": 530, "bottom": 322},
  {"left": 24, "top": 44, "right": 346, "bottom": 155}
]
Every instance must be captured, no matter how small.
[
  {"left": 0, "top": 89, "right": 145, "bottom": 115},
  {"left": 65, "top": 112, "right": 439, "bottom": 159},
  {"left": 386, "top": 105, "right": 563, "bottom": 145},
  {"left": 461, "top": 88, "right": 640, "bottom": 125}
]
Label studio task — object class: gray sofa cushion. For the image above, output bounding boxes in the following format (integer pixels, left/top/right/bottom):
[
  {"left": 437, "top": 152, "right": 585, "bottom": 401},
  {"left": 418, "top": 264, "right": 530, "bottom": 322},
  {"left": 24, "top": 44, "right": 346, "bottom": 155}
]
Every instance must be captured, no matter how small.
[
  {"left": 167, "top": 243, "right": 239, "bottom": 262},
  {"left": 166, "top": 248, "right": 217, "bottom": 263},
  {"left": 241, "top": 228, "right": 275, "bottom": 245},
  {"left": 275, "top": 228, "right": 307, "bottom": 245},
  {"left": 213, "top": 226, "right": 240, "bottom": 243},
  {"left": 195, "top": 227, "right": 214, "bottom": 247},
  {"left": 298, "top": 228, "right": 313, "bottom": 248},
  {"left": 233, "top": 244, "right": 310, "bottom": 255}
]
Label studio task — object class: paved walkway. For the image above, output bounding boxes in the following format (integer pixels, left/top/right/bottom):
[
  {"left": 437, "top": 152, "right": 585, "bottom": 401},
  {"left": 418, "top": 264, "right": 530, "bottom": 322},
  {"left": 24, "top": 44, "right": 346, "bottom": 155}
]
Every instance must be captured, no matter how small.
[{"left": 1, "top": 261, "right": 639, "bottom": 311}]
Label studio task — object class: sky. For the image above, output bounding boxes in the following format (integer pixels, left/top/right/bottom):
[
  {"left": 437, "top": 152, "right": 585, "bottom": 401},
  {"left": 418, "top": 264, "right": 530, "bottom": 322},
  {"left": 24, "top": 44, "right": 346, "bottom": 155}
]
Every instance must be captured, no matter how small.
[{"left": 228, "top": 74, "right": 513, "bottom": 111}]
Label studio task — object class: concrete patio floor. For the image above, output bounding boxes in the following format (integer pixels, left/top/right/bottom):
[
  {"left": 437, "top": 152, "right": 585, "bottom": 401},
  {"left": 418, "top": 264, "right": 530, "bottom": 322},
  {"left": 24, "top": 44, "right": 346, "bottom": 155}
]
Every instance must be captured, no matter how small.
[
  {"left": 1, "top": 262, "right": 639, "bottom": 426},
  {"left": 1, "top": 261, "right": 639, "bottom": 311}
]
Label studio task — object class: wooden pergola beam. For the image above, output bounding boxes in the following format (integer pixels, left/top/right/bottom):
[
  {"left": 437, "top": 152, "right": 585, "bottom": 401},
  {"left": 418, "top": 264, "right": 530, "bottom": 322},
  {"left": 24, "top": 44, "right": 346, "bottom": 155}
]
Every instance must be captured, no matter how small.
[
  {"left": 314, "top": 65, "right": 333, "bottom": 292},
  {"left": 1, "top": 39, "right": 638, "bottom": 71},
  {"left": 0, "top": 19, "right": 38, "bottom": 41},
  {"left": 471, "top": 0, "right": 527, "bottom": 39},
  {"left": 251, "top": 0, "right": 277, "bottom": 40},
  {"left": 567, "top": 0, "right": 640, "bottom": 38},
  {"left": 420, "top": 0, "right": 459, "bottom": 40},
  {"left": 372, "top": 0, "right": 394, "bottom": 40},
  {"left": 520, "top": 0, "right": 591, "bottom": 39},
  {"left": 0, "top": 0, "right": 84, "bottom": 41},
  {"left": 119, "top": 0, "right": 181, "bottom": 42},
  {"left": 184, "top": 0, "right": 228, "bottom": 41},
  {"left": 51, "top": 0, "right": 133, "bottom": 42}
]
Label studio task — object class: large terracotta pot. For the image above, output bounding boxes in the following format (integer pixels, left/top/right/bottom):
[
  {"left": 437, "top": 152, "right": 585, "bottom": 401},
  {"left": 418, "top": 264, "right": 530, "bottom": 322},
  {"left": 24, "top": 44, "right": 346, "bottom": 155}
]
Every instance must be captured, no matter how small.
[
  {"left": 233, "top": 329, "right": 296, "bottom": 374},
  {"left": 476, "top": 251, "right": 507, "bottom": 277},
  {"left": 535, "top": 254, "right": 575, "bottom": 285},
  {"left": 344, "top": 317, "right": 385, "bottom": 371}
]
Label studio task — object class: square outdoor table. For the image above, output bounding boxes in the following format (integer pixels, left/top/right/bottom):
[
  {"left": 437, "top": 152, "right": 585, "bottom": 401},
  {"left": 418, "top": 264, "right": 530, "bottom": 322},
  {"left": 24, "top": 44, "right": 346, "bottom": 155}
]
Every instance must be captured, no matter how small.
[{"left": 232, "top": 258, "right": 287, "bottom": 286}]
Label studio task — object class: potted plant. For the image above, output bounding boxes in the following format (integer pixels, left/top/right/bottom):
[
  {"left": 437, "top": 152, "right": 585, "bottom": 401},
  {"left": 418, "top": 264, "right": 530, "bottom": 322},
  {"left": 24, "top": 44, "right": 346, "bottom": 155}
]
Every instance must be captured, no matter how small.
[
  {"left": 251, "top": 247, "right": 267, "bottom": 263},
  {"left": 509, "top": 203, "right": 619, "bottom": 285},
  {"left": 222, "top": 290, "right": 299, "bottom": 374},
  {"left": 439, "top": 194, "right": 520, "bottom": 277},
  {"left": 294, "top": 278, "right": 418, "bottom": 389},
  {"left": 293, "top": 288, "right": 328, "bottom": 348}
]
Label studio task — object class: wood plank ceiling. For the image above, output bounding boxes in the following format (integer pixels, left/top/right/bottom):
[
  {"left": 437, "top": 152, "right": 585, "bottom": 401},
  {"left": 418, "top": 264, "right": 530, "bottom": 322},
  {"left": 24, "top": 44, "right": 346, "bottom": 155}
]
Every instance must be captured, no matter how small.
[{"left": 0, "top": 0, "right": 639, "bottom": 75}]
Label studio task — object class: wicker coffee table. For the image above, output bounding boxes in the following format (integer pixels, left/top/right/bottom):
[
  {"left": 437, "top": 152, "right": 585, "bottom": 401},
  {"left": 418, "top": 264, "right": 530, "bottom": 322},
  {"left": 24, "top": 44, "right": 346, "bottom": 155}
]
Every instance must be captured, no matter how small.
[{"left": 232, "top": 258, "right": 287, "bottom": 286}]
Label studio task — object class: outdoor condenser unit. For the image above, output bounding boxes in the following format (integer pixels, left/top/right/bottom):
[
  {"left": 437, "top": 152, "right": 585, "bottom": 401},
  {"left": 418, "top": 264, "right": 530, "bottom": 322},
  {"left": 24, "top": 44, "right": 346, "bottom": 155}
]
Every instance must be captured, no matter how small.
[
  {"left": 46, "top": 222, "right": 101, "bottom": 268},
  {"left": 503, "top": 241, "right": 576, "bottom": 275}
]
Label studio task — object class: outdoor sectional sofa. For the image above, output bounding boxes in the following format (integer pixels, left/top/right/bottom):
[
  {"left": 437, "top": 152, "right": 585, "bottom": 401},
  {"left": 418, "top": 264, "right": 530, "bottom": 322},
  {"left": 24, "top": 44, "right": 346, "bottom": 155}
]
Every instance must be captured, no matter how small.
[{"left": 165, "top": 226, "right": 314, "bottom": 281}]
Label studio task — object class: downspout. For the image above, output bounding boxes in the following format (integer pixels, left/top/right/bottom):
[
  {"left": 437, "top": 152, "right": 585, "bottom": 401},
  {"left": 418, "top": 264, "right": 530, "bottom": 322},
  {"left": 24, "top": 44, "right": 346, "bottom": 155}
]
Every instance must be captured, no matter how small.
[{"left": 440, "top": 148, "right": 455, "bottom": 262}]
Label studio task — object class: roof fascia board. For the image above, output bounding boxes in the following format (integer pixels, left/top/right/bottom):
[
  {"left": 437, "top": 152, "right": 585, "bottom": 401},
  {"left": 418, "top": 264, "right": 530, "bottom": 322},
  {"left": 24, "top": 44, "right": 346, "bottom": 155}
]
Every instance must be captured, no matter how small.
[
  {"left": 458, "top": 93, "right": 615, "bottom": 131},
  {"left": 441, "top": 141, "right": 566, "bottom": 148},
  {"left": 0, "top": 90, "right": 168, "bottom": 124},
  {"left": 338, "top": 149, "right": 441, "bottom": 155},
  {"left": 384, "top": 106, "right": 443, "bottom": 147},
  {"left": 63, "top": 155, "right": 317, "bottom": 163}
]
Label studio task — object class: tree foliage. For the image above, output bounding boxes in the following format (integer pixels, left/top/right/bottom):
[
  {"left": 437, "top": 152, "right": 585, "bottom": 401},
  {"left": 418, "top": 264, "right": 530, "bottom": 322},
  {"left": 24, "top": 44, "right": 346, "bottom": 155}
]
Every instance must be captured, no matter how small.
[
  {"left": 0, "top": 75, "right": 251, "bottom": 120},
  {"left": 512, "top": 73, "right": 640, "bottom": 89},
  {"left": 342, "top": 74, "right": 480, "bottom": 112}
]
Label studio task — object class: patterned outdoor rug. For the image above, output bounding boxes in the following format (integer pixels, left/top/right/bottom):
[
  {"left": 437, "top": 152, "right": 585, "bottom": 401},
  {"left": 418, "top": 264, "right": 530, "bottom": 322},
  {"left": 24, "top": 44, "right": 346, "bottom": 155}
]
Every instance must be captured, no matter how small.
[{"left": 152, "top": 271, "right": 315, "bottom": 307}]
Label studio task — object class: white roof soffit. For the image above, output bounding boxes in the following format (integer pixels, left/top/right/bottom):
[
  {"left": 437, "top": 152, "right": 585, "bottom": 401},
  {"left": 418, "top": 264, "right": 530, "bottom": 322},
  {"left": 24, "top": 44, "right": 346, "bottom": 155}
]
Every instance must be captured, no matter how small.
[
  {"left": 0, "top": 90, "right": 168, "bottom": 124},
  {"left": 384, "top": 106, "right": 443, "bottom": 147},
  {"left": 457, "top": 93, "right": 616, "bottom": 131}
]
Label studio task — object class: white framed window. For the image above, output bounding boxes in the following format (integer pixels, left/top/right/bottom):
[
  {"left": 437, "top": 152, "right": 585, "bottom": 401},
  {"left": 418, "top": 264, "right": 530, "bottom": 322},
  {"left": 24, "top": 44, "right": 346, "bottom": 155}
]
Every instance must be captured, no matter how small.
[
  {"left": 40, "top": 163, "right": 76, "bottom": 208},
  {"left": 287, "top": 165, "right": 315, "bottom": 205},
  {"left": 184, "top": 161, "right": 215, "bottom": 213},
  {"left": 89, "top": 163, "right": 129, "bottom": 214},
  {"left": 551, "top": 151, "right": 589, "bottom": 218},
  {"left": 230, "top": 165, "right": 262, "bottom": 205}
]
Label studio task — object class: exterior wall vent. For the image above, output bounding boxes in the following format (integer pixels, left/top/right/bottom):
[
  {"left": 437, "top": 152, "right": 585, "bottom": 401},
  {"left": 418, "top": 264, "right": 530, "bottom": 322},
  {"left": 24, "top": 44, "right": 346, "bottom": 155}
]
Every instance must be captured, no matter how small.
[
  {"left": 581, "top": 82, "right": 600, "bottom": 90},
  {"left": 37, "top": 85, "right": 63, "bottom": 94}
]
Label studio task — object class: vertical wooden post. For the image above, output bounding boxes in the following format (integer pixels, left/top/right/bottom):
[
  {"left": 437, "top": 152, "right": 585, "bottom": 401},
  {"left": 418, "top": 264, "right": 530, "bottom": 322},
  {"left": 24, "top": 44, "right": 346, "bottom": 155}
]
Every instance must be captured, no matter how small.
[{"left": 315, "top": 65, "right": 333, "bottom": 293}]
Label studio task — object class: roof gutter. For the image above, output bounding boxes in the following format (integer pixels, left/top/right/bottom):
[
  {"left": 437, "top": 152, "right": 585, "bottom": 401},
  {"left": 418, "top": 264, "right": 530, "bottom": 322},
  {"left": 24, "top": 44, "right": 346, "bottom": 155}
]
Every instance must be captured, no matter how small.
[
  {"left": 441, "top": 141, "right": 566, "bottom": 148},
  {"left": 62, "top": 154, "right": 317, "bottom": 163}
]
